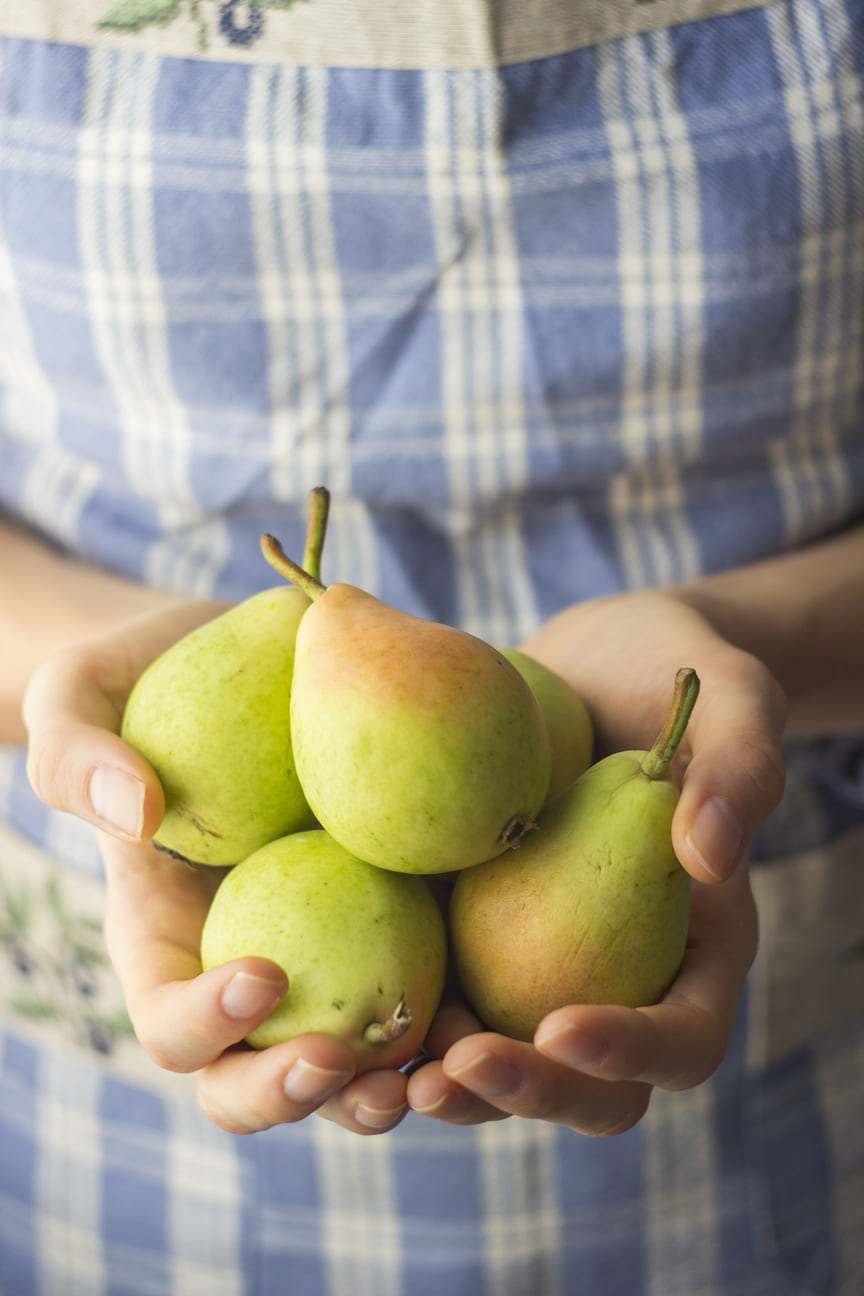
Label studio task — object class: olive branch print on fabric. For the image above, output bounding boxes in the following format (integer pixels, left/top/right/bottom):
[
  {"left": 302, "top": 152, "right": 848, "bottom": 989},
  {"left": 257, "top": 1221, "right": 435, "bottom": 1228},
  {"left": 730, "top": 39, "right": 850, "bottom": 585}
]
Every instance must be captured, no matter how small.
[
  {"left": 0, "top": 866, "right": 135, "bottom": 1057},
  {"left": 99, "top": 0, "right": 309, "bottom": 50}
]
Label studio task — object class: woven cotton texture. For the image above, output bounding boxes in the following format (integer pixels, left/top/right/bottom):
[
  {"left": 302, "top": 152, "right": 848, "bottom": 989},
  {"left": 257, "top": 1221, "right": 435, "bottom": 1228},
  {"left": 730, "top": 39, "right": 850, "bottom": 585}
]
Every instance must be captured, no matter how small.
[{"left": 1, "top": 1, "right": 863, "bottom": 1292}]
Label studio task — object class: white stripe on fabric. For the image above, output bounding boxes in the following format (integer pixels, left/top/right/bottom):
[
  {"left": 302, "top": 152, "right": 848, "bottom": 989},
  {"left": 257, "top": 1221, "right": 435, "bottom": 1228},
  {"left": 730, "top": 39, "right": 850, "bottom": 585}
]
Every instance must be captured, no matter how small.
[
  {"left": 166, "top": 1102, "right": 245, "bottom": 1296},
  {"left": 599, "top": 35, "right": 703, "bottom": 589},
  {"left": 425, "top": 67, "right": 537, "bottom": 643},
  {"left": 249, "top": 65, "right": 334, "bottom": 498},
  {"left": 766, "top": 0, "right": 854, "bottom": 542},
  {"left": 0, "top": 51, "right": 92, "bottom": 552},
  {"left": 78, "top": 49, "right": 230, "bottom": 597},
  {"left": 643, "top": 1084, "right": 720, "bottom": 1296},
  {"left": 35, "top": 1053, "right": 106, "bottom": 1296},
  {"left": 248, "top": 64, "right": 378, "bottom": 593},
  {"left": 0, "top": 67, "right": 58, "bottom": 458},
  {"left": 314, "top": 1118, "right": 403, "bottom": 1296},
  {"left": 476, "top": 1120, "right": 562, "bottom": 1296},
  {"left": 20, "top": 449, "right": 101, "bottom": 553}
]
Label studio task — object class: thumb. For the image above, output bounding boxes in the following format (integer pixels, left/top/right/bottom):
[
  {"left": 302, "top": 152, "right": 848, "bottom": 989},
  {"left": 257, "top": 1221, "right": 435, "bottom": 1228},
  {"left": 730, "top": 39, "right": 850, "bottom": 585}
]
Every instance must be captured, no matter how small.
[
  {"left": 672, "top": 655, "right": 787, "bottom": 884},
  {"left": 23, "top": 648, "right": 165, "bottom": 843}
]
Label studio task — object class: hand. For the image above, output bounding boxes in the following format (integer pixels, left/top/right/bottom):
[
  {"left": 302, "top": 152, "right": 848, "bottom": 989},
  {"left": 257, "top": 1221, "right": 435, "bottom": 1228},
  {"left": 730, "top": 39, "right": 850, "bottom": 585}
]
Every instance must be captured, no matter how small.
[
  {"left": 405, "top": 590, "right": 787, "bottom": 1131},
  {"left": 23, "top": 604, "right": 412, "bottom": 1135}
]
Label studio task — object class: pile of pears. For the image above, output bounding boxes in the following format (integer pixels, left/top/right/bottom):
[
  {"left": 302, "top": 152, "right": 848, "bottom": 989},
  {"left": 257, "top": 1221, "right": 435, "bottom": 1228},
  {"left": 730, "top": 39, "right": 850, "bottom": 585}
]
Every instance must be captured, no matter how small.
[{"left": 122, "top": 487, "right": 698, "bottom": 1072}]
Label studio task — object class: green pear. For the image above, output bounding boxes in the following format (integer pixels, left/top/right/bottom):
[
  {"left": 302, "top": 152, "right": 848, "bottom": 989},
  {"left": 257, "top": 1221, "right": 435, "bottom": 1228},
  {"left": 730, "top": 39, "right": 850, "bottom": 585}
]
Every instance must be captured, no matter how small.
[
  {"left": 260, "top": 537, "right": 551, "bottom": 875},
  {"left": 121, "top": 489, "right": 330, "bottom": 865},
  {"left": 449, "top": 669, "right": 700, "bottom": 1041},
  {"left": 499, "top": 649, "right": 593, "bottom": 799},
  {"left": 200, "top": 829, "right": 447, "bottom": 1069}
]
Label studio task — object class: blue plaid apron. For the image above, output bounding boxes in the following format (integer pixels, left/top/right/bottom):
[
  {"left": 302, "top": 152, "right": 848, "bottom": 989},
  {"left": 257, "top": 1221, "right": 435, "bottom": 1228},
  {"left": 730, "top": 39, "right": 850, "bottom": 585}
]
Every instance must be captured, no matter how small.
[{"left": 1, "top": 1, "right": 863, "bottom": 1291}]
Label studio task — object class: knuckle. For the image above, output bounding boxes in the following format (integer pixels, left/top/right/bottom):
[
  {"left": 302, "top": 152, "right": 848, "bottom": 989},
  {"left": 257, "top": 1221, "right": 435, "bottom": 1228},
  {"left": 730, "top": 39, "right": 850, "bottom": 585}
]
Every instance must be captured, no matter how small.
[
  {"left": 738, "top": 736, "right": 786, "bottom": 812},
  {"left": 25, "top": 730, "right": 71, "bottom": 807}
]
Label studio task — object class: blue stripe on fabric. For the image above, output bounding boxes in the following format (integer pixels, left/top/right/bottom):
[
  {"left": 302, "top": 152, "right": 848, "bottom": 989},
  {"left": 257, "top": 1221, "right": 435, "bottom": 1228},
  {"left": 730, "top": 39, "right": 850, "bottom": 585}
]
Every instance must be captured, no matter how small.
[
  {"left": 392, "top": 1122, "right": 485, "bottom": 1296},
  {"left": 77, "top": 490, "right": 165, "bottom": 586},
  {"left": 152, "top": 58, "right": 251, "bottom": 143},
  {"left": 170, "top": 320, "right": 271, "bottom": 419},
  {"left": 711, "top": 994, "right": 768, "bottom": 1293},
  {"left": 367, "top": 510, "right": 459, "bottom": 622},
  {"left": 5, "top": 755, "right": 49, "bottom": 847},
  {"left": 681, "top": 451, "right": 787, "bottom": 573},
  {"left": 100, "top": 1077, "right": 171, "bottom": 1296},
  {"left": 754, "top": 1045, "right": 837, "bottom": 1294},
  {"left": 503, "top": 45, "right": 607, "bottom": 146},
  {"left": 0, "top": 1031, "right": 39, "bottom": 1296},
  {"left": 154, "top": 189, "right": 260, "bottom": 285},
  {"left": 249, "top": 1125, "right": 328, "bottom": 1296},
  {"left": 327, "top": 68, "right": 429, "bottom": 151},
  {"left": 0, "top": 441, "right": 37, "bottom": 516},
  {"left": 526, "top": 496, "right": 626, "bottom": 622},
  {"left": 0, "top": 36, "right": 88, "bottom": 126},
  {"left": 557, "top": 1124, "right": 646, "bottom": 1295}
]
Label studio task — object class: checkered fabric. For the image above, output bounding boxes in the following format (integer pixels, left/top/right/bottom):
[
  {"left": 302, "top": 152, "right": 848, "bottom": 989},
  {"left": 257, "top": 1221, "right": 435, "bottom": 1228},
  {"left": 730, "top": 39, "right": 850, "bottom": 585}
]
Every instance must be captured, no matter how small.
[{"left": 1, "top": 1, "right": 863, "bottom": 1292}]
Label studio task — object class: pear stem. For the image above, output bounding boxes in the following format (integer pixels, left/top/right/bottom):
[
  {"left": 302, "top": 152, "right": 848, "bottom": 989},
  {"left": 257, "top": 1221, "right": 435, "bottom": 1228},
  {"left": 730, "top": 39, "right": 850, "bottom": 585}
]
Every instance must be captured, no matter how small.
[
  {"left": 640, "top": 667, "right": 701, "bottom": 781},
  {"left": 302, "top": 486, "right": 330, "bottom": 582},
  {"left": 260, "top": 533, "right": 326, "bottom": 600},
  {"left": 363, "top": 998, "right": 413, "bottom": 1045}
]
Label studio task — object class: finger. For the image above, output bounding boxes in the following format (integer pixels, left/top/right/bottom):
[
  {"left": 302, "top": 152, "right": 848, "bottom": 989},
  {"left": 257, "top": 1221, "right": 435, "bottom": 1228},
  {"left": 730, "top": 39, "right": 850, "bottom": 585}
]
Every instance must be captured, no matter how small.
[
  {"left": 422, "top": 998, "right": 486, "bottom": 1059},
  {"left": 535, "top": 871, "right": 757, "bottom": 1091},
  {"left": 673, "top": 650, "right": 787, "bottom": 882},
  {"left": 196, "top": 1035, "right": 356, "bottom": 1135},
  {"left": 24, "top": 651, "right": 165, "bottom": 842},
  {"left": 316, "top": 1067, "right": 410, "bottom": 1135},
  {"left": 23, "top": 602, "right": 223, "bottom": 842},
  {"left": 407, "top": 999, "right": 511, "bottom": 1123},
  {"left": 407, "top": 1057, "right": 510, "bottom": 1124},
  {"left": 440, "top": 1034, "right": 651, "bottom": 1136}
]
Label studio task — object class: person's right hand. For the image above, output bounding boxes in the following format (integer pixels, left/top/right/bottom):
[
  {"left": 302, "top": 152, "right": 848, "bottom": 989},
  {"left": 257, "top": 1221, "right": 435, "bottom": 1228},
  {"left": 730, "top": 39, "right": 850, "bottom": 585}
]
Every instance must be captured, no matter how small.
[{"left": 22, "top": 604, "right": 412, "bottom": 1136}]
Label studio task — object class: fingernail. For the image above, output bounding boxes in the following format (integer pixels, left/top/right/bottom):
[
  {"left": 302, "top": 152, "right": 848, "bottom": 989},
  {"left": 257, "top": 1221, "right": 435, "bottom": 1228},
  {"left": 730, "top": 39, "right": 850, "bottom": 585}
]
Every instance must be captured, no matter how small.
[
  {"left": 446, "top": 1052, "right": 522, "bottom": 1100},
  {"left": 355, "top": 1102, "right": 408, "bottom": 1130},
  {"left": 283, "top": 1059, "right": 352, "bottom": 1104},
  {"left": 221, "top": 970, "right": 285, "bottom": 1020},
  {"left": 88, "top": 765, "right": 146, "bottom": 839},
  {"left": 413, "top": 1091, "right": 473, "bottom": 1121},
  {"left": 685, "top": 795, "right": 745, "bottom": 881},
  {"left": 534, "top": 1025, "right": 607, "bottom": 1068}
]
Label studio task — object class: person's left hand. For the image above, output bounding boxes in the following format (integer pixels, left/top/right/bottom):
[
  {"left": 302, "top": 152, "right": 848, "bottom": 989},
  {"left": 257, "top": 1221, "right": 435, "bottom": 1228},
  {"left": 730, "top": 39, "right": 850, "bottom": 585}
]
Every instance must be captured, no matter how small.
[{"left": 404, "top": 589, "right": 786, "bottom": 1131}]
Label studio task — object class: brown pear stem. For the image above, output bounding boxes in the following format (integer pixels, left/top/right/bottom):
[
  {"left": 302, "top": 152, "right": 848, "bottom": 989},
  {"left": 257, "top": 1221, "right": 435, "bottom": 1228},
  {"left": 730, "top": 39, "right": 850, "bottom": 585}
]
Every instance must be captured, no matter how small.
[
  {"left": 260, "top": 533, "right": 326, "bottom": 599},
  {"left": 362, "top": 997, "right": 413, "bottom": 1045},
  {"left": 640, "top": 667, "right": 700, "bottom": 781},
  {"left": 499, "top": 814, "right": 538, "bottom": 850},
  {"left": 302, "top": 486, "right": 330, "bottom": 581}
]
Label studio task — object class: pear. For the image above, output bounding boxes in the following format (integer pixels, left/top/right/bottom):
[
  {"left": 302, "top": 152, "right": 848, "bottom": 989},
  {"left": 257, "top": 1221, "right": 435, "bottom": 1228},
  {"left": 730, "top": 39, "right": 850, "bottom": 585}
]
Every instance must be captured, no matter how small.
[
  {"left": 499, "top": 649, "right": 593, "bottom": 799},
  {"left": 449, "top": 668, "right": 700, "bottom": 1041},
  {"left": 200, "top": 829, "right": 447, "bottom": 1069},
  {"left": 121, "top": 489, "right": 330, "bottom": 865},
  {"left": 261, "top": 537, "right": 551, "bottom": 875}
]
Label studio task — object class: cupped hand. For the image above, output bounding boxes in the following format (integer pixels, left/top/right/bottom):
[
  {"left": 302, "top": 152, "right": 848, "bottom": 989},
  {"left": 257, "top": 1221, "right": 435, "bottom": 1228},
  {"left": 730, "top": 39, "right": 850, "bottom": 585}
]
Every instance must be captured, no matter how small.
[
  {"left": 406, "top": 589, "right": 787, "bottom": 1131},
  {"left": 22, "top": 603, "right": 410, "bottom": 1136}
]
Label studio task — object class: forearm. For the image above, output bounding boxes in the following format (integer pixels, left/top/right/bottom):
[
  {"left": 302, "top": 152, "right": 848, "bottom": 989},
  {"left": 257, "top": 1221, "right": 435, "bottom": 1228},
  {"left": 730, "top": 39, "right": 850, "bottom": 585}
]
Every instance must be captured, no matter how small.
[
  {"left": 0, "top": 517, "right": 180, "bottom": 743},
  {"left": 674, "top": 522, "right": 864, "bottom": 736}
]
